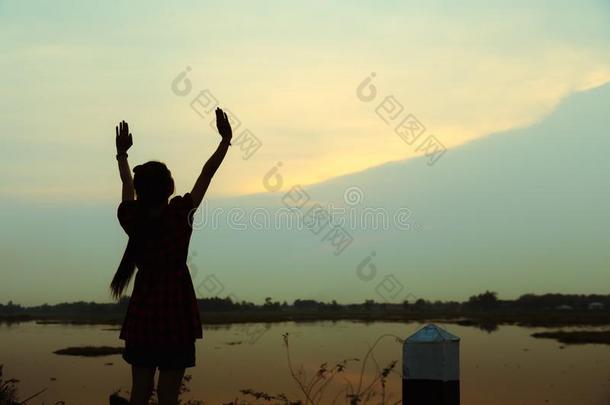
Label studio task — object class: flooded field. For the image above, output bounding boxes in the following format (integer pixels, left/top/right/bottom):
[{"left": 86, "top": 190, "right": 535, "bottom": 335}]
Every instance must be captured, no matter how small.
[{"left": 1, "top": 321, "right": 609, "bottom": 404}]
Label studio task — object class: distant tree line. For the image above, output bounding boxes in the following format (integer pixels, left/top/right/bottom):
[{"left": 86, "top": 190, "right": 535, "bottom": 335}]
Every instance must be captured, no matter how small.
[{"left": 1, "top": 292, "right": 608, "bottom": 318}]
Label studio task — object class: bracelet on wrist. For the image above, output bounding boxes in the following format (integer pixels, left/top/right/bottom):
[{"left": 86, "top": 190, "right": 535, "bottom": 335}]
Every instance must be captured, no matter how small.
[
  {"left": 116, "top": 152, "right": 128, "bottom": 160},
  {"left": 221, "top": 139, "right": 232, "bottom": 146}
]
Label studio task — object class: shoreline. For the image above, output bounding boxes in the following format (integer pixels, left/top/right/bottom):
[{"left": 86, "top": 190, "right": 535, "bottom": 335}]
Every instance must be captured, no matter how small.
[{"left": 2, "top": 309, "right": 609, "bottom": 329}]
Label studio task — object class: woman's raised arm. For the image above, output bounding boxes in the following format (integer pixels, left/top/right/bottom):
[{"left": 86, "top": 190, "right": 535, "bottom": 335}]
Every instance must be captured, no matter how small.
[
  {"left": 115, "top": 120, "right": 135, "bottom": 201},
  {"left": 190, "top": 108, "right": 232, "bottom": 208}
]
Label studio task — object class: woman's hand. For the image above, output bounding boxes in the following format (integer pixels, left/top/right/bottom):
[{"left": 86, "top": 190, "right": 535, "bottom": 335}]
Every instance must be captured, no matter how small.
[
  {"left": 115, "top": 120, "right": 134, "bottom": 201},
  {"left": 115, "top": 120, "right": 133, "bottom": 154},
  {"left": 215, "top": 108, "right": 232, "bottom": 142},
  {"left": 190, "top": 107, "right": 232, "bottom": 208}
]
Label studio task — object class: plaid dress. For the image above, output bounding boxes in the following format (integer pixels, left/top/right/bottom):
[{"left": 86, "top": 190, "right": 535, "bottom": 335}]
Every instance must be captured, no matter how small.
[{"left": 117, "top": 193, "right": 203, "bottom": 345}]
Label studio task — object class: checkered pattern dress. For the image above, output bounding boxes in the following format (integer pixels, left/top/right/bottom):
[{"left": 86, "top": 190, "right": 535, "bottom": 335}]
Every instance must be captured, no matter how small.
[{"left": 117, "top": 193, "right": 203, "bottom": 345}]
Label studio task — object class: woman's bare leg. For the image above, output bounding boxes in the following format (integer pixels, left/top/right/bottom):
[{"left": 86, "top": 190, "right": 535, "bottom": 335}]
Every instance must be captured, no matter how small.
[
  {"left": 157, "top": 368, "right": 186, "bottom": 405},
  {"left": 130, "top": 366, "right": 155, "bottom": 405}
]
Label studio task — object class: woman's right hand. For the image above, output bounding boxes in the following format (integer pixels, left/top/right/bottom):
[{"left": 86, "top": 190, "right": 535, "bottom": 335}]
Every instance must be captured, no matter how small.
[
  {"left": 115, "top": 120, "right": 133, "bottom": 154},
  {"left": 215, "top": 108, "right": 233, "bottom": 142}
]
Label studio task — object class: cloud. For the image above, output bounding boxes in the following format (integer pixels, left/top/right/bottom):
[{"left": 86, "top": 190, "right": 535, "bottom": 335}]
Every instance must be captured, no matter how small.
[{"left": 1, "top": 0, "right": 609, "bottom": 200}]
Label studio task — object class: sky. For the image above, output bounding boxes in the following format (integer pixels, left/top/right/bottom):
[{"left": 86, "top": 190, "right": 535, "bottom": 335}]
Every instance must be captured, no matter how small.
[{"left": 1, "top": 0, "right": 609, "bottom": 305}]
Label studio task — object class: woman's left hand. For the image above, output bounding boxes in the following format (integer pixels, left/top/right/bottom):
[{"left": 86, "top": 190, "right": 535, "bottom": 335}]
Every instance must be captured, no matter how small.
[{"left": 215, "top": 108, "right": 233, "bottom": 142}]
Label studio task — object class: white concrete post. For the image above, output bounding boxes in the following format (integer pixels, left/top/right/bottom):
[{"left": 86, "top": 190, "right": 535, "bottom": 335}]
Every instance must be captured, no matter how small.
[{"left": 403, "top": 324, "right": 460, "bottom": 405}]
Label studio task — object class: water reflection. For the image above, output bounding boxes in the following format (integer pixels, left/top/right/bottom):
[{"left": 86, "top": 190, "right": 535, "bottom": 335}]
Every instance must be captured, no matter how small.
[
  {"left": 0, "top": 321, "right": 609, "bottom": 404},
  {"left": 455, "top": 319, "right": 499, "bottom": 334}
]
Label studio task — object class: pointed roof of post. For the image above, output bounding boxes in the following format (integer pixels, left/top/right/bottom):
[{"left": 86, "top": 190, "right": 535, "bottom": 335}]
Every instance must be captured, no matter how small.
[{"left": 406, "top": 324, "right": 460, "bottom": 343}]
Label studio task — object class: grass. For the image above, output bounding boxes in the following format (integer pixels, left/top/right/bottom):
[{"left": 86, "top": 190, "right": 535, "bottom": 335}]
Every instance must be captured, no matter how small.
[
  {"left": 108, "top": 333, "right": 404, "bottom": 404},
  {"left": 0, "top": 364, "right": 64, "bottom": 405},
  {"left": 0, "top": 365, "right": 19, "bottom": 405},
  {"left": 270, "top": 332, "right": 403, "bottom": 405},
  {"left": 1, "top": 331, "right": 402, "bottom": 404}
]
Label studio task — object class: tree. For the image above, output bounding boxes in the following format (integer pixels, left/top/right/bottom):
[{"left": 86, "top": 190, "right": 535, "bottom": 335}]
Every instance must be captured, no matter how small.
[{"left": 467, "top": 291, "right": 499, "bottom": 310}]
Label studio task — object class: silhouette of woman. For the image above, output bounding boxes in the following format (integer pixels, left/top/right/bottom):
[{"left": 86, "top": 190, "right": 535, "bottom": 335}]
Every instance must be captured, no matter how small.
[{"left": 111, "top": 108, "right": 232, "bottom": 405}]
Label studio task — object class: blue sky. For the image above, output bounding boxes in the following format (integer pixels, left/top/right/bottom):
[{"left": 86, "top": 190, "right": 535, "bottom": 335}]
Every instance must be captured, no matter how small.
[{"left": 1, "top": 0, "right": 609, "bottom": 304}]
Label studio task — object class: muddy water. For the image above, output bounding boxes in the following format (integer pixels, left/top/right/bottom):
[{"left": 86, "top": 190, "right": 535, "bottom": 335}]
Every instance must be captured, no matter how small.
[{"left": 0, "top": 321, "right": 609, "bottom": 404}]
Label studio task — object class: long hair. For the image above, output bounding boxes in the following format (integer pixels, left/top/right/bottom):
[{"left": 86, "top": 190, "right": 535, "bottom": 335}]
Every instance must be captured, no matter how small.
[{"left": 110, "top": 161, "right": 175, "bottom": 299}]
